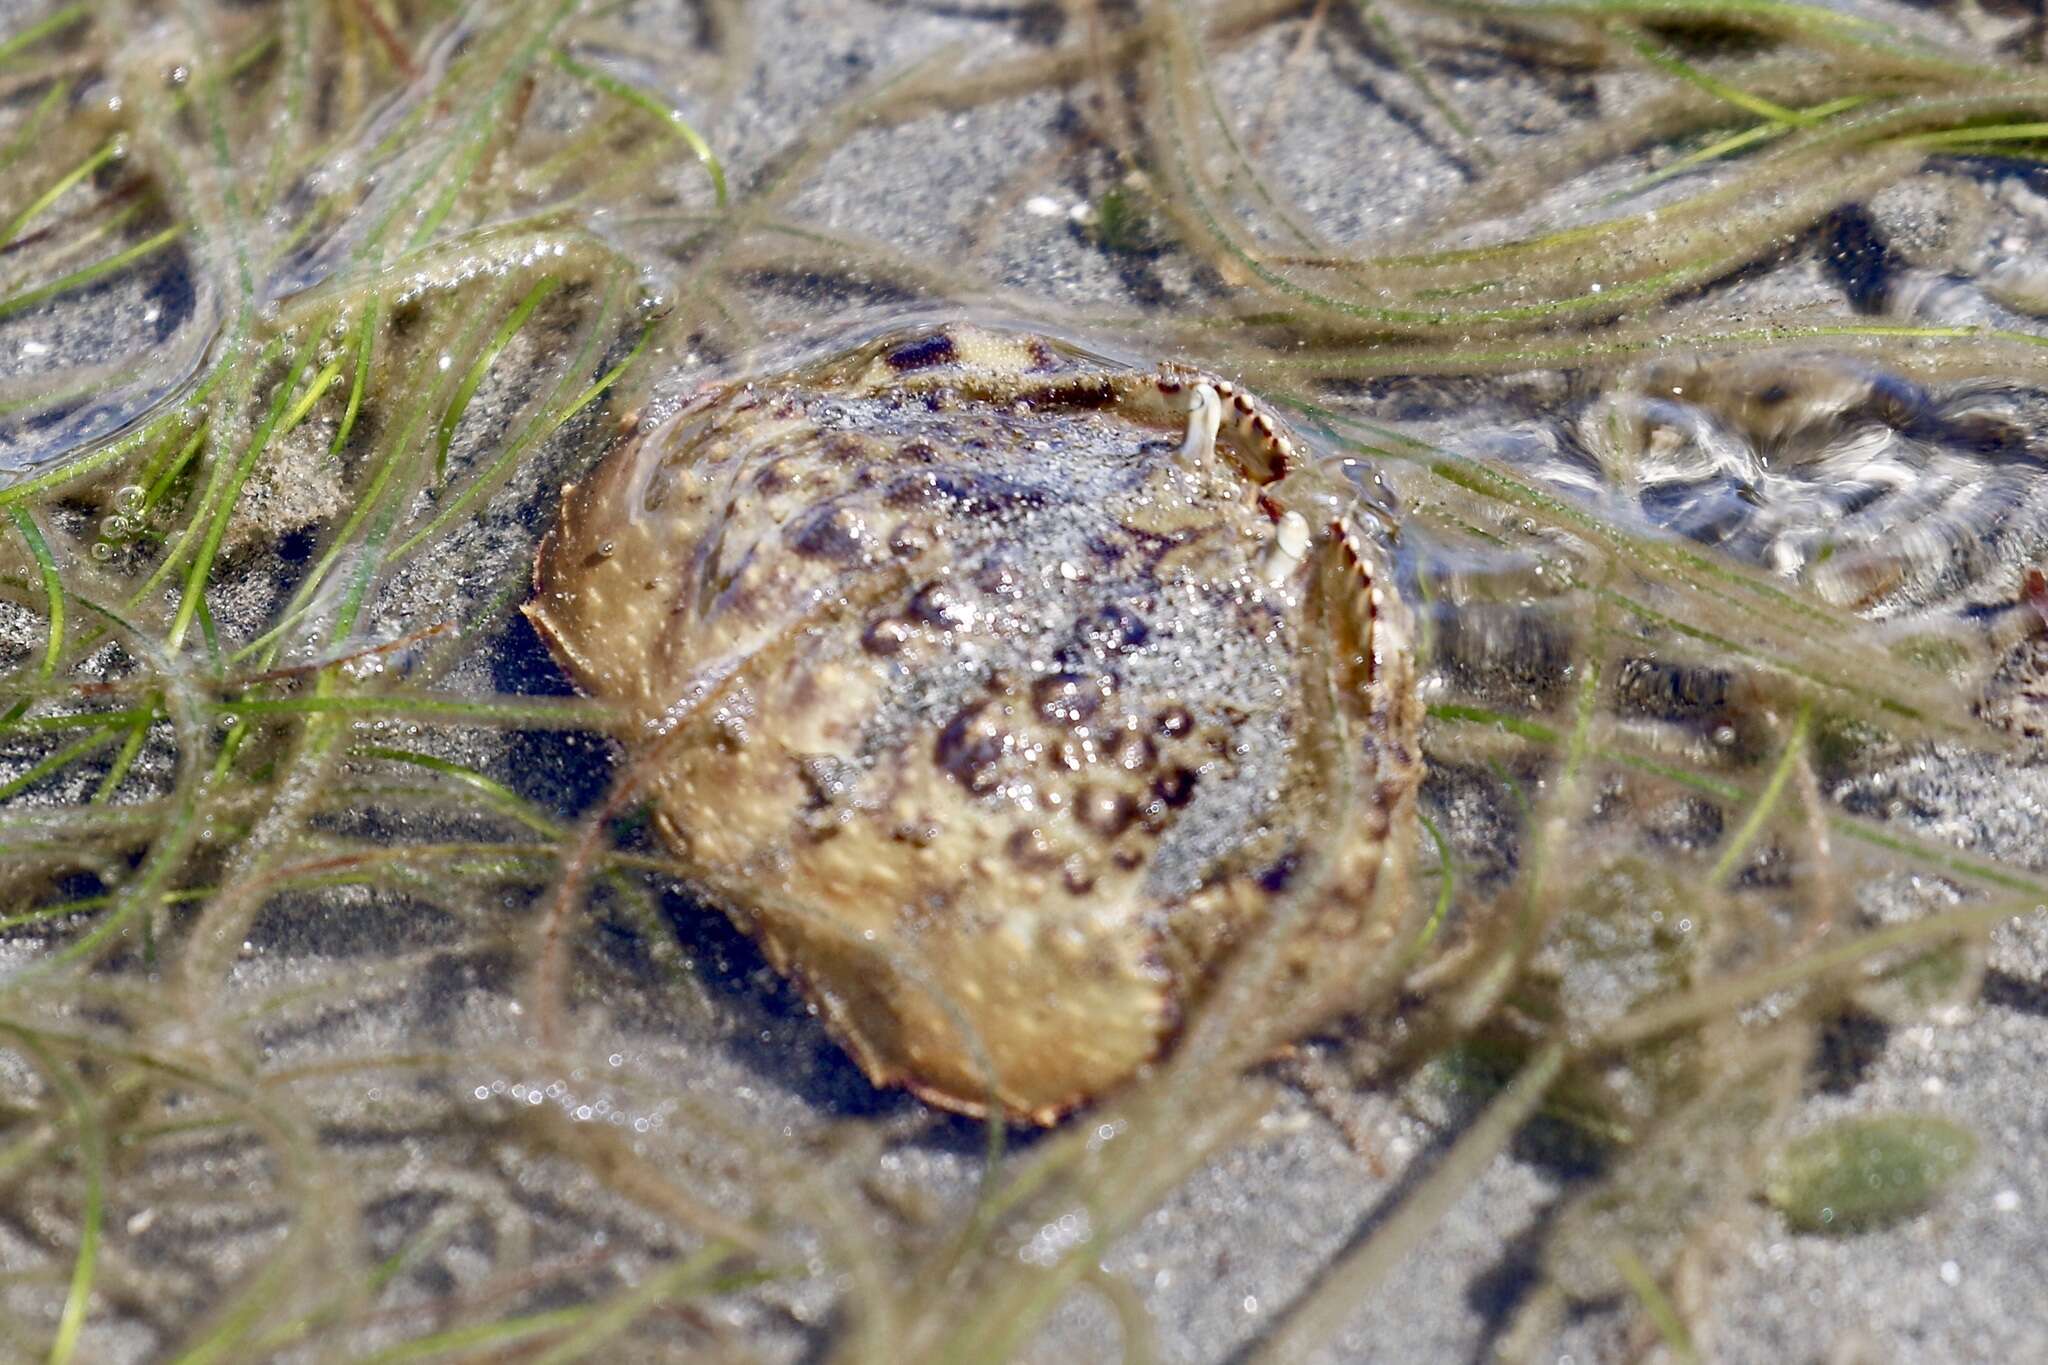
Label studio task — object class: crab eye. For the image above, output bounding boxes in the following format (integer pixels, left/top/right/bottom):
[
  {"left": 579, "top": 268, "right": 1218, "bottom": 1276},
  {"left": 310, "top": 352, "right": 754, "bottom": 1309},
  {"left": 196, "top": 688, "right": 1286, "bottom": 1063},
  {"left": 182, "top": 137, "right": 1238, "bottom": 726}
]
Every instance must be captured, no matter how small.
[{"left": 883, "top": 332, "right": 958, "bottom": 372}]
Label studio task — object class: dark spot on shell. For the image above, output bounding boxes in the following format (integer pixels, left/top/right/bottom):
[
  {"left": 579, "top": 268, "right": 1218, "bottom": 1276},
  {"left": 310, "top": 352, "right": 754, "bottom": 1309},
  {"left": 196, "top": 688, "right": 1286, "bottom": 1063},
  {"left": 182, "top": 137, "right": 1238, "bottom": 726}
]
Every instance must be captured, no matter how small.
[
  {"left": 936, "top": 703, "right": 1004, "bottom": 795},
  {"left": 1112, "top": 729, "right": 1157, "bottom": 772},
  {"left": 1085, "top": 604, "right": 1149, "bottom": 654},
  {"left": 1062, "top": 863, "right": 1096, "bottom": 896},
  {"left": 1152, "top": 766, "right": 1198, "bottom": 809},
  {"left": 883, "top": 477, "right": 934, "bottom": 510},
  {"left": 910, "top": 580, "right": 972, "bottom": 629},
  {"left": 862, "top": 617, "right": 911, "bottom": 656},
  {"left": 1033, "top": 672, "right": 1106, "bottom": 727},
  {"left": 899, "top": 438, "right": 939, "bottom": 462},
  {"left": 942, "top": 471, "right": 1048, "bottom": 515},
  {"left": 1031, "top": 377, "right": 1119, "bottom": 409},
  {"left": 885, "top": 470, "right": 1049, "bottom": 517},
  {"left": 976, "top": 562, "right": 1022, "bottom": 597},
  {"left": 789, "top": 505, "right": 868, "bottom": 563},
  {"left": 1117, "top": 520, "right": 1204, "bottom": 567},
  {"left": 889, "top": 522, "right": 933, "bottom": 558},
  {"left": 885, "top": 332, "right": 957, "bottom": 371},
  {"left": 1085, "top": 535, "right": 1128, "bottom": 569},
  {"left": 822, "top": 432, "right": 868, "bottom": 463},
  {"left": 1258, "top": 851, "right": 1301, "bottom": 894},
  {"left": 796, "top": 755, "right": 860, "bottom": 811},
  {"left": 1007, "top": 825, "right": 1060, "bottom": 871},
  {"left": 1077, "top": 785, "right": 1138, "bottom": 838},
  {"left": 1155, "top": 705, "right": 1194, "bottom": 738}
]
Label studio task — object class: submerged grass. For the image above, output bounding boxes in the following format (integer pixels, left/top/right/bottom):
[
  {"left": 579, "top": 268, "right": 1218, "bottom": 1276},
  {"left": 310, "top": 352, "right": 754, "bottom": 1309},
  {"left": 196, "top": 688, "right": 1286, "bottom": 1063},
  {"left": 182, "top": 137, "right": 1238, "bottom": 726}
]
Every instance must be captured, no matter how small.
[{"left": 0, "top": 0, "right": 2041, "bottom": 1361}]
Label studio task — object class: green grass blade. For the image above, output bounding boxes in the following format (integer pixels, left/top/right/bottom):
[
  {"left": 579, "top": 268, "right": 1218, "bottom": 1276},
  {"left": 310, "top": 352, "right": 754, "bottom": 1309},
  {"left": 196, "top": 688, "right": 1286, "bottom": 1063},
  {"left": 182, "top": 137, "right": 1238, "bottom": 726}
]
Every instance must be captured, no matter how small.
[
  {"left": 92, "top": 710, "right": 153, "bottom": 803},
  {"left": 141, "top": 423, "right": 211, "bottom": 518},
  {"left": 1707, "top": 705, "right": 1810, "bottom": 885},
  {"left": 1904, "top": 121, "right": 2048, "bottom": 148},
  {"left": 530, "top": 1245, "right": 735, "bottom": 1365},
  {"left": 0, "top": 225, "right": 184, "bottom": 321},
  {"left": 6, "top": 1031, "right": 105, "bottom": 1365},
  {"left": 0, "top": 4, "right": 87, "bottom": 66},
  {"left": 357, "top": 1307, "right": 593, "bottom": 1365},
  {"left": 352, "top": 745, "right": 562, "bottom": 835},
  {"left": 552, "top": 47, "right": 728, "bottom": 206},
  {"left": 166, "top": 346, "right": 315, "bottom": 651},
  {"left": 329, "top": 301, "right": 378, "bottom": 461},
  {"left": 9, "top": 507, "right": 64, "bottom": 680},
  {"left": 1610, "top": 95, "right": 1866, "bottom": 202},
  {"left": 0, "top": 728, "right": 117, "bottom": 803},
  {"left": 435, "top": 275, "right": 557, "bottom": 481},
  {"left": 0, "top": 79, "right": 74, "bottom": 177},
  {"left": 1412, "top": 811, "right": 1456, "bottom": 955},
  {"left": 1612, "top": 1246, "right": 1700, "bottom": 1364},
  {"left": 1614, "top": 27, "right": 1813, "bottom": 126},
  {"left": 393, "top": 305, "right": 648, "bottom": 560},
  {"left": 277, "top": 352, "right": 346, "bottom": 436},
  {"left": 0, "top": 138, "right": 119, "bottom": 249}
]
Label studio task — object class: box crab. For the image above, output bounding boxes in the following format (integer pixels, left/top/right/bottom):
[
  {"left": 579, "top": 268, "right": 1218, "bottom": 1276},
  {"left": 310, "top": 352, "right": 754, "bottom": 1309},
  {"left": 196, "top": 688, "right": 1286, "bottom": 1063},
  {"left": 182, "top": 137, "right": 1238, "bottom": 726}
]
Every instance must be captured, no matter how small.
[{"left": 526, "top": 323, "right": 1423, "bottom": 1123}]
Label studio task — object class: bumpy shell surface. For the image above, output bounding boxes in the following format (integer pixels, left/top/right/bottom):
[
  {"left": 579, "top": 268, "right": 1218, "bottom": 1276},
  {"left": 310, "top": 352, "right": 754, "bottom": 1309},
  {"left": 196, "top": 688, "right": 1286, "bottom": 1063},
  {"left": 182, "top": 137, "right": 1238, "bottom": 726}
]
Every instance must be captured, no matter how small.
[{"left": 526, "top": 325, "right": 1421, "bottom": 1122}]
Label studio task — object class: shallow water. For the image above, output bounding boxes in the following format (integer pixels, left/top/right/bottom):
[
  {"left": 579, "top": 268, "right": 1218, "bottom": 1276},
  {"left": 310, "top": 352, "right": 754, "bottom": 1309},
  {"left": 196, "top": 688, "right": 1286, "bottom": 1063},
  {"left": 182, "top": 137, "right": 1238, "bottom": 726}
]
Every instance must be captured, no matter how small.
[{"left": 2, "top": 2, "right": 2048, "bottom": 1362}]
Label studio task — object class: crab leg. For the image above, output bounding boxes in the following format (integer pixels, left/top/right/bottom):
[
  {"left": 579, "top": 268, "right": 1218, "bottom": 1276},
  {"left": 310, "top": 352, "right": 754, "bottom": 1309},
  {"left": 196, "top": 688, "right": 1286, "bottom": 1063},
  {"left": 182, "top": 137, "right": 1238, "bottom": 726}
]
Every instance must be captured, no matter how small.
[
  {"left": 1165, "top": 377, "right": 1405, "bottom": 685},
  {"left": 1265, "top": 510, "right": 1313, "bottom": 586},
  {"left": 1167, "top": 376, "right": 1321, "bottom": 587},
  {"left": 1179, "top": 380, "right": 1224, "bottom": 462}
]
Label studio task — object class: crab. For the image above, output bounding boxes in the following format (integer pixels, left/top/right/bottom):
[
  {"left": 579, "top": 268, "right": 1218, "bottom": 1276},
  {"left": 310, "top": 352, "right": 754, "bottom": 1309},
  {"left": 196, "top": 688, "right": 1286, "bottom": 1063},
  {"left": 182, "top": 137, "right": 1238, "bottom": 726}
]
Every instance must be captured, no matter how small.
[{"left": 525, "top": 323, "right": 1423, "bottom": 1124}]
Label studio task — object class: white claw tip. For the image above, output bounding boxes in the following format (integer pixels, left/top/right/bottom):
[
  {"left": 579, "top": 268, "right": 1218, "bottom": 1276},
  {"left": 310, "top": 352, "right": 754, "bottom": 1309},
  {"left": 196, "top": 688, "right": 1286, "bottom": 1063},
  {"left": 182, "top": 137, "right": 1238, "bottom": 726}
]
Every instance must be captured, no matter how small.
[
  {"left": 1262, "top": 510, "right": 1311, "bottom": 586},
  {"left": 1276, "top": 510, "right": 1311, "bottom": 558},
  {"left": 1180, "top": 383, "right": 1222, "bottom": 463}
]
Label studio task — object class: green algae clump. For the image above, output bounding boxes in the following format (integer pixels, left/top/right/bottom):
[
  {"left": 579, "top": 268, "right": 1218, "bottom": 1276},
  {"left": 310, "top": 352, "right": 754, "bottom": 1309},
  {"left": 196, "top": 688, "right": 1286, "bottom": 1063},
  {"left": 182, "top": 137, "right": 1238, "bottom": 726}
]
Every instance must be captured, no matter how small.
[{"left": 1764, "top": 1114, "right": 1978, "bottom": 1233}]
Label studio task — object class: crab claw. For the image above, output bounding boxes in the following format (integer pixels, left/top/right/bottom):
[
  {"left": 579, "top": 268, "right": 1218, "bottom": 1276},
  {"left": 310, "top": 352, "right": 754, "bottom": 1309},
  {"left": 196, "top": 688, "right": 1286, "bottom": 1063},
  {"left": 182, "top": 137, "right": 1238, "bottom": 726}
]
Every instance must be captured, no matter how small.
[
  {"left": 1263, "top": 509, "right": 1313, "bottom": 586},
  {"left": 1180, "top": 382, "right": 1223, "bottom": 463}
]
